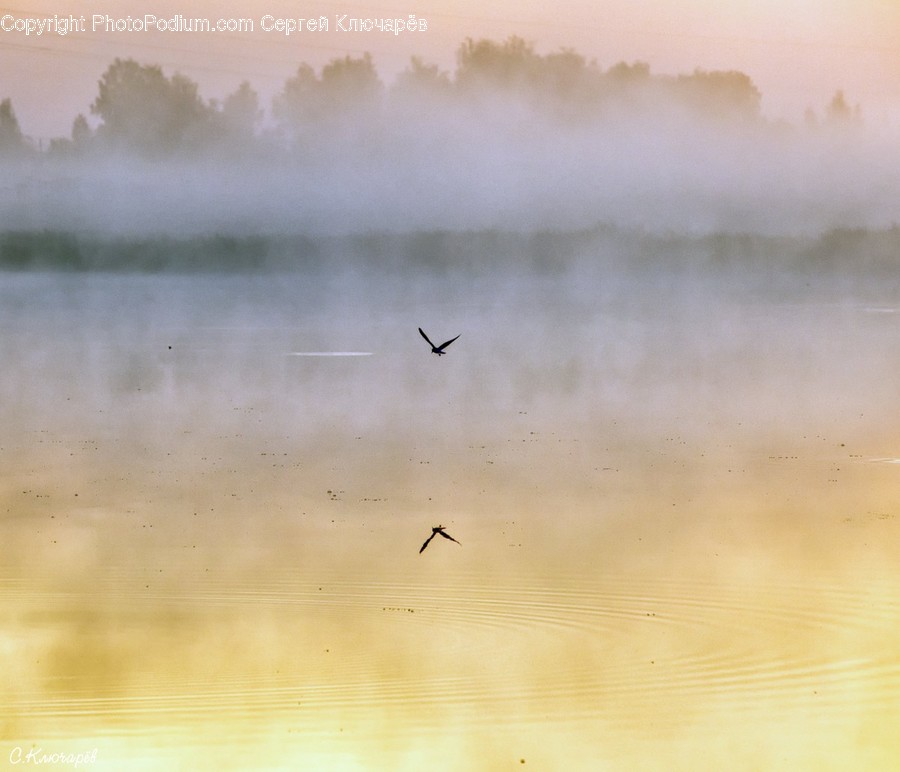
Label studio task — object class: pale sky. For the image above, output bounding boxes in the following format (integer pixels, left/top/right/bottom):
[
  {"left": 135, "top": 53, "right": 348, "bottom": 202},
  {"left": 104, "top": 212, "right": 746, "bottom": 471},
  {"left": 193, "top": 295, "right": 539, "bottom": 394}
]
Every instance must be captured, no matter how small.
[{"left": 2, "top": 0, "right": 900, "bottom": 140}]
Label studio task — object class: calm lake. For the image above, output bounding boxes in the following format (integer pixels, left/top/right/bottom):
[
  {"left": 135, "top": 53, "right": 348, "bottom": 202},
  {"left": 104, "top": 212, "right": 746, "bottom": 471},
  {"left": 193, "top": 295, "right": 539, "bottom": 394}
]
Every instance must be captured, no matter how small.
[{"left": 2, "top": 232, "right": 899, "bottom": 769}]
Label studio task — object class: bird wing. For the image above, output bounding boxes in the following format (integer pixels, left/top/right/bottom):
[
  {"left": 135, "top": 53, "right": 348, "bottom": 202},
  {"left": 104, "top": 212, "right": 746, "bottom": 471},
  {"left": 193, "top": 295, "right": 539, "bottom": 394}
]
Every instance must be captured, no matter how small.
[
  {"left": 419, "top": 532, "right": 436, "bottom": 553},
  {"left": 437, "top": 334, "right": 460, "bottom": 352},
  {"left": 418, "top": 328, "right": 435, "bottom": 348},
  {"left": 437, "top": 530, "right": 461, "bottom": 545}
]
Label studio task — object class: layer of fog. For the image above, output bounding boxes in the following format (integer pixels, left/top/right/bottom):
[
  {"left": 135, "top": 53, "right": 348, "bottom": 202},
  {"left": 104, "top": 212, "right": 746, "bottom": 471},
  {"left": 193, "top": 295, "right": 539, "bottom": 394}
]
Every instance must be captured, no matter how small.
[
  {"left": 2, "top": 42, "right": 899, "bottom": 239},
  {"left": 4, "top": 242, "right": 900, "bottom": 584},
  {"left": 5, "top": 116, "right": 898, "bottom": 238},
  {"left": 4, "top": 235, "right": 899, "bottom": 451}
]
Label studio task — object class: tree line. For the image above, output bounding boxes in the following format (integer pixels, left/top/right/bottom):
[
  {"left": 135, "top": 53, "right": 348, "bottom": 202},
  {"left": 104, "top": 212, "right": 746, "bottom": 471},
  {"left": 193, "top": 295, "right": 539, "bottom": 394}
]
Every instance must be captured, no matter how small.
[{"left": 0, "top": 36, "right": 861, "bottom": 160}]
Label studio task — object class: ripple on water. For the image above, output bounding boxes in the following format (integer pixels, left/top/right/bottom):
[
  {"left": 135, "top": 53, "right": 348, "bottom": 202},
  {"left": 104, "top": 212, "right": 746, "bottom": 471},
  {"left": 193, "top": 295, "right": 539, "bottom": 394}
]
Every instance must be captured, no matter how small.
[{"left": 3, "top": 567, "right": 899, "bottom": 745}]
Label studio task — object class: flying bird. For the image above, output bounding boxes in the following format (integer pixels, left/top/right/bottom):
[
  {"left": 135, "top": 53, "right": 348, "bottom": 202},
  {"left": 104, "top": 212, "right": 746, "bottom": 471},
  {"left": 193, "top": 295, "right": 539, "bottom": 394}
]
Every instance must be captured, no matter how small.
[
  {"left": 419, "top": 327, "right": 460, "bottom": 356},
  {"left": 419, "top": 525, "right": 461, "bottom": 553}
]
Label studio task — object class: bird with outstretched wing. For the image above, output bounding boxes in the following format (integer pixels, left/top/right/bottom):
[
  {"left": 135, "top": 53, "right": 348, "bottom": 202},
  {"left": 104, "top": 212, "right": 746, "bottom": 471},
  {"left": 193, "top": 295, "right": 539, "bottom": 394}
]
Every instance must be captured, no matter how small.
[
  {"left": 419, "top": 525, "right": 461, "bottom": 553},
  {"left": 419, "top": 327, "right": 460, "bottom": 356}
]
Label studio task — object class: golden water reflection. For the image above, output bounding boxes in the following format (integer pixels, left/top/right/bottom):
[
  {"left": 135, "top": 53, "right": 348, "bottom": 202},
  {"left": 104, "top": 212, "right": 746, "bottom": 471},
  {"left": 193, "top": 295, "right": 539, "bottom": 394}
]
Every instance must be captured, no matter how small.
[
  {"left": 2, "top": 270, "right": 900, "bottom": 769},
  {"left": 4, "top": 564, "right": 899, "bottom": 769}
]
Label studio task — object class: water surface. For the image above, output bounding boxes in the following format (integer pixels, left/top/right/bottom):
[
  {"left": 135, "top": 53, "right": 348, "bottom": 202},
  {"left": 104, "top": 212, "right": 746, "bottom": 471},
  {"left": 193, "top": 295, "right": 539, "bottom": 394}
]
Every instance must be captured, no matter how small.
[{"left": 2, "top": 244, "right": 899, "bottom": 769}]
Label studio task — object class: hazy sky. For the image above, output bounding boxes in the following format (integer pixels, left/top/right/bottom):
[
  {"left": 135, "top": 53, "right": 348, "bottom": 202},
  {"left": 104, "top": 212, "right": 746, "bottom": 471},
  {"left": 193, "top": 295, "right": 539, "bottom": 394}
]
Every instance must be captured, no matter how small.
[{"left": 2, "top": 0, "right": 900, "bottom": 139}]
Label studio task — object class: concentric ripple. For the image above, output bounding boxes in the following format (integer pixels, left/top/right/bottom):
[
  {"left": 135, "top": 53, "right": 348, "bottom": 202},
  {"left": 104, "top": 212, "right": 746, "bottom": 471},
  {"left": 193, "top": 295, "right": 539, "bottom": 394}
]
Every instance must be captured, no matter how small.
[{"left": 3, "top": 567, "right": 898, "bottom": 741}]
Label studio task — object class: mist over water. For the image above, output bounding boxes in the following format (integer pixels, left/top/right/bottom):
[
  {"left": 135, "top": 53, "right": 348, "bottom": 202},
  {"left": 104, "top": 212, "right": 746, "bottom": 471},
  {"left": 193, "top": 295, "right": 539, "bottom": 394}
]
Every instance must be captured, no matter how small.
[
  {"left": 5, "top": 111, "right": 900, "bottom": 237},
  {"left": 3, "top": 40, "right": 899, "bottom": 238},
  {"left": 3, "top": 40, "right": 900, "bottom": 772},
  {"left": 4, "top": 235, "right": 900, "bottom": 768}
]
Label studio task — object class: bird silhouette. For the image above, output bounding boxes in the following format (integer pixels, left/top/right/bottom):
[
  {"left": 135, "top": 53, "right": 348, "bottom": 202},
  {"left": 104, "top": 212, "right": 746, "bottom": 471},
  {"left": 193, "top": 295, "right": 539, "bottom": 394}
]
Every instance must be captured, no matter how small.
[
  {"left": 419, "top": 525, "right": 461, "bottom": 553},
  {"left": 419, "top": 327, "right": 460, "bottom": 356}
]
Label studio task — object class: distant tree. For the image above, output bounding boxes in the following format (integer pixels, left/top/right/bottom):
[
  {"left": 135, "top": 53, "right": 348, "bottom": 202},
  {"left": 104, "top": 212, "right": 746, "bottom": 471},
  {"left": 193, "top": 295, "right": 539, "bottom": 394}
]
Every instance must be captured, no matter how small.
[
  {"left": 605, "top": 60, "right": 651, "bottom": 84},
  {"left": 392, "top": 56, "right": 452, "bottom": 100},
  {"left": 71, "top": 113, "right": 93, "bottom": 147},
  {"left": 826, "top": 90, "right": 852, "bottom": 122},
  {"left": 596, "top": 61, "right": 657, "bottom": 107},
  {"left": 90, "top": 58, "right": 214, "bottom": 155},
  {"left": 454, "top": 36, "right": 606, "bottom": 124},
  {"left": 387, "top": 57, "right": 454, "bottom": 130},
  {"left": 0, "top": 98, "right": 28, "bottom": 157},
  {"left": 455, "top": 36, "right": 541, "bottom": 91},
  {"left": 386, "top": 56, "right": 452, "bottom": 136},
  {"left": 272, "top": 63, "right": 319, "bottom": 132},
  {"left": 273, "top": 54, "right": 382, "bottom": 147},
  {"left": 673, "top": 69, "right": 762, "bottom": 123},
  {"left": 219, "top": 81, "right": 262, "bottom": 146},
  {"left": 803, "top": 91, "right": 863, "bottom": 134},
  {"left": 535, "top": 49, "right": 593, "bottom": 101},
  {"left": 825, "top": 90, "right": 862, "bottom": 127},
  {"left": 320, "top": 54, "right": 382, "bottom": 110},
  {"left": 48, "top": 113, "right": 94, "bottom": 157}
]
